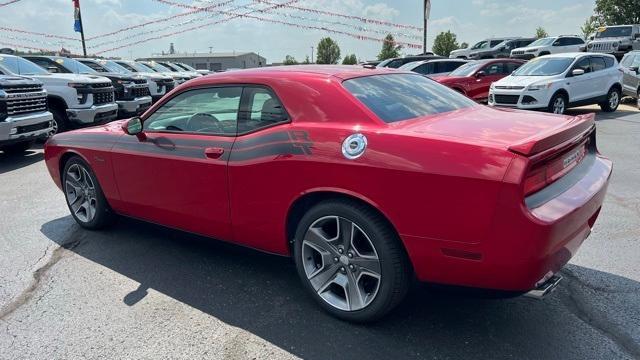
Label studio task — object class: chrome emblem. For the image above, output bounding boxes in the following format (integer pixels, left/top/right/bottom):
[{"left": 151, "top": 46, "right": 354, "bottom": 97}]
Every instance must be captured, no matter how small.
[{"left": 342, "top": 133, "right": 367, "bottom": 160}]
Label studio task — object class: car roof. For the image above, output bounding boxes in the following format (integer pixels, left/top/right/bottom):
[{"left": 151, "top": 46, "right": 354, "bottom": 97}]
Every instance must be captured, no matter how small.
[{"left": 543, "top": 52, "right": 616, "bottom": 59}]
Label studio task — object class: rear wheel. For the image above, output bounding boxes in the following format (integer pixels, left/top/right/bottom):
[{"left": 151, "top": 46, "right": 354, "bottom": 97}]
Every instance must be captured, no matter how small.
[
  {"left": 293, "top": 199, "right": 411, "bottom": 322},
  {"left": 62, "top": 156, "right": 115, "bottom": 229},
  {"left": 548, "top": 92, "right": 567, "bottom": 114},
  {"left": 600, "top": 87, "right": 620, "bottom": 112},
  {"left": 1, "top": 141, "right": 34, "bottom": 154},
  {"left": 50, "top": 106, "right": 68, "bottom": 136},
  {"left": 636, "top": 88, "right": 640, "bottom": 110}
]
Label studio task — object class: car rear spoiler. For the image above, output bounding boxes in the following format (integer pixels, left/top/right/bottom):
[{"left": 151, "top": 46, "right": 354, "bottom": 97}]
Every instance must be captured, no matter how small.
[{"left": 508, "top": 113, "right": 596, "bottom": 157}]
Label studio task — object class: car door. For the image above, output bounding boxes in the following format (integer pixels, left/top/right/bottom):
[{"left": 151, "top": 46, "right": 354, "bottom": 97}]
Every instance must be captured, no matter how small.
[
  {"left": 620, "top": 53, "right": 638, "bottom": 95},
  {"left": 110, "top": 86, "right": 242, "bottom": 241},
  {"left": 567, "top": 57, "right": 595, "bottom": 102},
  {"left": 470, "top": 62, "right": 505, "bottom": 101},
  {"left": 589, "top": 56, "right": 610, "bottom": 98}
]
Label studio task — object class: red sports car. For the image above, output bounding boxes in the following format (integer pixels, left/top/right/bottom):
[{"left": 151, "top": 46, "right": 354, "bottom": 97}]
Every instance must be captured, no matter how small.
[
  {"left": 435, "top": 59, "right": 526, "bottom": 102},
  {"left": 44, "top": 66, "right": 611, "bottom": 322}
]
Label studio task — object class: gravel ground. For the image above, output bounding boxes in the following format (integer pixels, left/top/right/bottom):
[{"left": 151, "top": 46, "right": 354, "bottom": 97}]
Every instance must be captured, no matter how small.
[{"left": 0, "top": 104, "right": 639, "bottom": 360}]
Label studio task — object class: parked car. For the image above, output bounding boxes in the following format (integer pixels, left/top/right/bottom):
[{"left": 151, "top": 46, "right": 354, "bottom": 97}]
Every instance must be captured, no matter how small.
[
  {"left": 449, "top": 40, "right": 490, "bottom": 59},
  {"left": 466, "top": 37, "right": 518, "bottom": 59},
  {"left": 156, "top": 61, "right": 201, "bottom": 79},
  {"left": 76, "top": 59, "right": 152, "bottom": 117},
  {"left": 511, "top": 35, "right": 585, "bottom": 60},
  {"left": 586, "top": 25, "right": 640, "bottom": 58},
  {"left": 138, "top": 61, "right": 192, "bottom": 85},
  {"left": 620, "top": 50, "right": 640, "bottom": 108},
  {"left": 436, "top": 59, "right": 526, "bottom": 102},
  {"left": 489, "top": 53, "right": 622, "bottom": 114},
  {"left": 44, "top": 65, "right": 612, "bottom": 322},
  {"left": 109, "top": 60, "right": 176, "bottom": 102},
  {"left": 376, "top": 54, "right": 444, "bottom": 69},
  {"left": 398, "top": 59, "right": 468, "bottom": 78},
  {"left": 0, "top": 55, "right": 117, "bottom": 134},
  {"left": 172, "top": 62, "right": 210, "bottom": 76},
  {"left": 468, "top": 38, "right": 536, "bottom": 59},
  {"left": 0, "top": 75, "right": 53, "bottom": 153}
]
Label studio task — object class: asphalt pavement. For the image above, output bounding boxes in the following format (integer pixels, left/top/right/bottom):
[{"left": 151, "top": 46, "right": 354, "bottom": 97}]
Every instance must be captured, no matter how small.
[{"left": 0, "top": 104, "right": 639, "bottom": 360}]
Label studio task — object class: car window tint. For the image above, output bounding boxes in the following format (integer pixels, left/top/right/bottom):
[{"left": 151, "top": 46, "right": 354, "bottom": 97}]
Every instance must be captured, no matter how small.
[
  {"left": 239, "top": 87, "right": 288, "bottom": 133},
  {"left": 591, "top": 57, "right": 606, "bottom": 72},
  {"left": 603, "top": 56, "right": 615, "bottom": 68},
  {"left": 144, "top": 87, "right": 242, "bottom": 135},
  {"left": 505, "top": 62, "right": 521, "bottom": 73},
  {"left": 490, "top": 40, "right": 503, "bottom": 47},
  {"left": 621, "top": 54, "right": 635, "bottom": 66},
  {"left": 343, "top": 74, "right": 476, "bottom": 123},
  {"left": 80, "top": 61, "right": 108, "bottom": 73},
  {"left": 484, "top": 63, "right": 504, "bottom": 75},
  {"left": 412, "top": 63, "right": 428, "bottom": 74},
  {"left": 572, "top": 38, "right": 585, "bottom": 45},
  {"left": 574, "top": 57, "right": 591, "bottom": 73},
  {"left": 387, "top": 60, "right": 404, "bottom": 68}
]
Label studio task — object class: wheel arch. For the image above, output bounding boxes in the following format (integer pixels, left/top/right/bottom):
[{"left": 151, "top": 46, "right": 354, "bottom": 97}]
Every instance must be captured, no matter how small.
[
  {"left": 285, "top": 189, "right": 403, "bottom": 256},
  {"left": 58, "top": 150, "right": 91, "bottom": 184},
  {"left": 610, "top": 82, "right": 622, "bottom": 93},
  {"left": 552, "top": 88, "right": 569, "bottom": 101},
  {"left": 47, "top": 95, "right": 68, "bottom": 111}
]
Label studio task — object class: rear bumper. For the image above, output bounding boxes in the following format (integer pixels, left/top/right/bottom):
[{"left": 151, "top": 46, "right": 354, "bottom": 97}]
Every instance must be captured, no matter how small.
[
  {"left": 0, "top": 111, "right": 53, "bottom": 144},
  {"left": 403, "top": 154, "right": 612, "bottom": 292}
]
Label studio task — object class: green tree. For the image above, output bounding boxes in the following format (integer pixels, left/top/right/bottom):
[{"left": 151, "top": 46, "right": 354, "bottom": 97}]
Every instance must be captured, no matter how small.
[
  {"left": 581, "top": 16, "right": 601, "bottom": 39},
  {"left": 283, "top": 55, "right": 298, "bottom": 65},
  {"left": 302, "top": 55, "right": 311, "bottom": 64},
  {"left": 377, "top": 34, "right": 402, "bottom": 60},
  {"left": 316, "top": 37, "right": 341, "bottom": 64},
  {"left": 342, "top": 54, "right": 358, "bottom": 65},
  {"left": 432, "top": 31, "right": 460, "bottom": 57},
  {"left": 595, "top": 0, "right": 640, "bottom": 25},
  {"left": 460, "top": 42, "right": 469, "bottom": 49},
  {"left": 535, "top": 27, "right": 549, "bottom": 38}
]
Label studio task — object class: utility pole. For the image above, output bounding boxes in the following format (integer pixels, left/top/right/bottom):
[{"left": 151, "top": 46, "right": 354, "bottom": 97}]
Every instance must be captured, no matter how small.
[
  {"left": 311, "top": 46, "right": 314, "bottom": 63},
  {"left": 73, "top": 0, "right": 87, "bottom": 57},
  {"left": 423, "top": 0, "right": 431, "bottom": 54}
]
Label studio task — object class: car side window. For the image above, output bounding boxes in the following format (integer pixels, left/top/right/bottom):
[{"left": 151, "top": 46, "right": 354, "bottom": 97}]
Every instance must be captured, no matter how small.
[
  {"left": 603, "top": 57, "right": 615, "bottom": 68},
  {"left": 504, "top": 62, "right": 521, "bottom": 74},
  {"left": 632, "top": 56, "right": 640, "bottom": 68},
  {"left": 572, "top": 38, "right": 585, "bottom": 45},
  {"left": 143, "top": 87, "right": 242, "bottom": 135},
  {"left": 484, "top": 63, "right": 504, "bottom": 75},
  {"left": 621, "top": 54, "right": 635, "bottom": 67},
  {"left": 591, "top": 57, "right": 606, "bottom": 72},
  {"left": 238, "top": 87, "right": 288, "bottom": 134},
  {"left": 574, "top": 57, "right": 591, "bottom": 73},
  {"left": 413, "top": 63, "right": 429, "bottom": 74},
  {"left": 81, "top": 61, "right": 107, "bottom": 73}
]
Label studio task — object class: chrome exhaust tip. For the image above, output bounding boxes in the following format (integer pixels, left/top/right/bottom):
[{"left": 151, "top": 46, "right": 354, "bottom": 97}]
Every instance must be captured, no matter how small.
[{"left": 524, "top": 274, "right": 563, "bottom": 300}]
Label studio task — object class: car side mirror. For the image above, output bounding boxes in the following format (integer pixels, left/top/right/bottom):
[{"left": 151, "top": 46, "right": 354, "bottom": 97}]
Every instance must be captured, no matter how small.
[
  {"left": 572, "top": 68, "right": 585, "bottom": 77},
  {"left": 47, "top": 66, "right": 59, "bottom": 73},
  {"left": 122, "top": 117, "right": 146, "bottom": 140},
  {"left": 475, "top": 71, "right": 486, "bottom": 78}
]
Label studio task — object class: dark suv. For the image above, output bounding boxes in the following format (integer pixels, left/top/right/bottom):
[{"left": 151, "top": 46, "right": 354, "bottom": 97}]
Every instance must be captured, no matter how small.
[
  {"left": 620, "top": 50, "right": 640, "bottom": 108},
  {"left": 468, "top": 38, "right": 537, "bottom": 59}
]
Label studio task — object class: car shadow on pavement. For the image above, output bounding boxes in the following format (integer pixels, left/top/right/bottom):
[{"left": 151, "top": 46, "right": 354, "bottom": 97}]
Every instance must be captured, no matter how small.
[
  {"left": 0, "top": 148, "right": 44, "bottom": 174},
  {"left": 40, "top": 216, "right": 640, "bottom": 360}
]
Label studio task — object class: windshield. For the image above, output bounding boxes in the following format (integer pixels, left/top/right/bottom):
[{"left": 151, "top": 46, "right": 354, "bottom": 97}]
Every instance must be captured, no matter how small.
[
  {"left": 376, "top": 59, "right": 392, "bottom": 68},
  {"left": 471, "top": 41, "right": 488, "bottom": 50},
  {"left": 398, "top": 61, "right": 422, "bottom": 70},
  {"left": 449, "top": 62, "right": 482, "bottom": 77},
  {"left": 160, "top": 62, "right": 180, "bottom": 72},
  {"left": 343, "top": 74, "right": 476, "bottom": 123},
  {"left": 513, "top": 57, "right": 574, "bottom": 76},
  {"left": 58, "top": 58, "right": 96, "bottom": 74},
  {"left": 96, "top": 60, "right": 131, "bottom": 74},
  {"left": 146, "top": 62, "right": 171, "bottom": 72},
  {"left": 596, "top": 26, "right": 633, "bottom": 38},
  {"left": 176, "top": 63, "right": 197, "bottom": 71},
  {"left": 0, "top": 56, "right": 49, "bottom": 75},
  {"left": 132, "top": 62, "right": 156, "bottom": 72},
  {"left": 528, "top": 37, "right": 555, "bottom": 47}
]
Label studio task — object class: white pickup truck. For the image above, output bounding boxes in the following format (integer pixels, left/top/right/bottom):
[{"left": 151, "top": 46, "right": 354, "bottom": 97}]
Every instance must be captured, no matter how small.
[
  {"left": 0, "top": 74, "right": 53, "bottom": 153},
  {"left": 0, "top": 55, "right": 117, "bottom": 134}
]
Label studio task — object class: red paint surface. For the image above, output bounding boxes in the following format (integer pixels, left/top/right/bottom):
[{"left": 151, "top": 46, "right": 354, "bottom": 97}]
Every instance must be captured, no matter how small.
[{"left": 44, "top": 66, "right": 611, "bottom": 292}]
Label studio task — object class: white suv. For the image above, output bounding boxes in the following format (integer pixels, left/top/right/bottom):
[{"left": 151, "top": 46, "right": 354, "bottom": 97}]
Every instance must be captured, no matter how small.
[
  {"left": 488, "top": 53, "right": 623, "bottom": 114},
  {"left": 510, "top": 36, "right": 585, "bottom": 60}
]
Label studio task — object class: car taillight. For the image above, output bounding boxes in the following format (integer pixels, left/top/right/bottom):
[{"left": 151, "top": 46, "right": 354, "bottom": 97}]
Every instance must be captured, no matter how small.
[{"left": 523, "top": 142, "right": 588, "bottom": 197}]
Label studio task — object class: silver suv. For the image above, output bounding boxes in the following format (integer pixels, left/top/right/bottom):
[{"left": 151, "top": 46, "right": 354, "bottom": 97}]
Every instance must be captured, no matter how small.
[
  {"left": 620, "top": 50, "right": 640, "bottom": 108},
  {"left": 586, "top": 25, "right": 640, "bottom": 58}
]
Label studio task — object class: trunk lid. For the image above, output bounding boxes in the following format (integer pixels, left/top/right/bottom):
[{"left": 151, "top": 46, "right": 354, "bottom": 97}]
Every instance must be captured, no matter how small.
[{"left": 388, "top": 106, "right": 594, "bottom": 156}]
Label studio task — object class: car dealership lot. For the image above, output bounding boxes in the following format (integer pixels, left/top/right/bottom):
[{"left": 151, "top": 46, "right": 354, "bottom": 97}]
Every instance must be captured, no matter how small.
[{"left": 0, "top": 105, "right": 639, "bottom": 360}]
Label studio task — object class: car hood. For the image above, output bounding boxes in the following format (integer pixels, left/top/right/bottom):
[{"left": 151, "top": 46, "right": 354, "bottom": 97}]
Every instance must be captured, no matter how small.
[
  {"left": 387, "top": 105, "right": 593, "bottom": 154},
  {"left": 494, "top": 75, "right": 556, "bottom": 87},
  {"left": 30, "top": 73, "right": 111, "bottom": 83},
  {"left": 513, "top": 46, "right": 540, "bottom": 52}
]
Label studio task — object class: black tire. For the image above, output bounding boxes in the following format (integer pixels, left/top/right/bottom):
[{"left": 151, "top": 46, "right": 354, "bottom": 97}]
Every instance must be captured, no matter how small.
[
  {"left": 600, "top": 87, "right": 621, "bottom": 112},
  {"left": 637, "top": 89, "right": 640, "bottom": 111},
  {"left": 293, "top": 199, "right": 411, "bottom": 322},
  {"left": 547, "top": 92, "right": 567, "bottom": 114},
  {"left": 539, "top": 51, "right": 550, "bottom": 56},
  {"left": 1, "top": 141, "right": 34, "bottom": 154},
  {"left": 62, "top": 156, "right": 116, "bottom": 229},
  {"left": 50, "top": 106, "right": 68, "bottom": 135}
]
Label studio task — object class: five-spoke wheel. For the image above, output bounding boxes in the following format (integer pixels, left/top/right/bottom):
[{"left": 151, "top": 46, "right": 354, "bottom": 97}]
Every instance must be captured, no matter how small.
[{"left": 294, "top": 199, "right": 411, "bottom": 322}]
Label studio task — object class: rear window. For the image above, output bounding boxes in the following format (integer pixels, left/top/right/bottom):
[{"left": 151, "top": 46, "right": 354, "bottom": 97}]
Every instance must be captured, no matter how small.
[{"left": 343, "top": 74, "right": 476, "bottom": 123}]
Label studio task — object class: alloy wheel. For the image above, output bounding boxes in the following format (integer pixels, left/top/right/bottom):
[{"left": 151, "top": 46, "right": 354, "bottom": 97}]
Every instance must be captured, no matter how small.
[
  {"left": 553, "top": 97, "right": 565, "bottom": 114},
  {"left": 65, "top": 164, "right": 97, "bottom": 223},
  {"left": 609, "top": 91, "right": 619, "bottom": 109},
  {"left": 301, "top": 216, "right": 381, "bottom": 312}
]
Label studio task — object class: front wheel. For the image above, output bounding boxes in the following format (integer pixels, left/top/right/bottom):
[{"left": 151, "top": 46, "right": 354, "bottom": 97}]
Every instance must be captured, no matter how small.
[
  {"left": 293, "top": 199, "right": 411, "bottom": 322},
  {"left": 548, "top": 93, "right": 567, "bottom": 114},
  {"left": 600, "top": 87, "right": 620, "bottom": 112},
  {"left": 62, "top": 156, "right": 115, "bottom": 229}
]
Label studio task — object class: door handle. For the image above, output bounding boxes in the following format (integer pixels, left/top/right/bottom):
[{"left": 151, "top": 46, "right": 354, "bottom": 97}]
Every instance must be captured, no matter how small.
[{"left": 204, "top": 147, "right": 225, "bottom": 159}]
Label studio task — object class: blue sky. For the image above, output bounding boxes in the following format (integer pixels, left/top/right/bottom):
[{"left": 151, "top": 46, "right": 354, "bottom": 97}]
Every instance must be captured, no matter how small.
[{"left": 0, "top": 0, "right": 595, "bottom": 62}]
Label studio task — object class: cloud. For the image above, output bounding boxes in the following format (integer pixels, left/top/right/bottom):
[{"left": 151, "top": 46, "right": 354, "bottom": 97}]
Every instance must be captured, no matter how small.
[{"left": 363, "top": 3, "right": 399, "bottom": 20}]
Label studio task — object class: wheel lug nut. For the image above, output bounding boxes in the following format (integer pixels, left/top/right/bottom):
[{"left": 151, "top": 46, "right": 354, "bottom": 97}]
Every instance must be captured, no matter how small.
[
  {"left": 338, "top": 248, "right": 343, "bottom": 254},
  {"left": 349, "top": 264, "right": 355, "bottom": 271},
  {"left": 333, "top": 257, "right": 339, "bottom": 263},
  {"left": 340, "top": 267, "right": 346, "bottom": 273},
  {"left": 348, "top": 253, "right": 353, "bottom": 258}
]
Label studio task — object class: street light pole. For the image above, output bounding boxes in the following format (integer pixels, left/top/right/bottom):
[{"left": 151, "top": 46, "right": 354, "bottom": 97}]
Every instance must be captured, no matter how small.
[{"left": 423, "top": 0, "right": 431, "bottom": 54}]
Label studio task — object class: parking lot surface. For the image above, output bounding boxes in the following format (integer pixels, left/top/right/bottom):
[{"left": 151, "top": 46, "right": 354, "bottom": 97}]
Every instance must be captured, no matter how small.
[{"left": 1, "top": 105, "right": 639, "bottom": 360}]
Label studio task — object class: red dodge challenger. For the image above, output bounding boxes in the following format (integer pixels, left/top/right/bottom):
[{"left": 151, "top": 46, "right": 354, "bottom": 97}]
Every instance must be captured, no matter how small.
[{"left": 44, "top": 66, "right": 612, "bottom": 322}]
